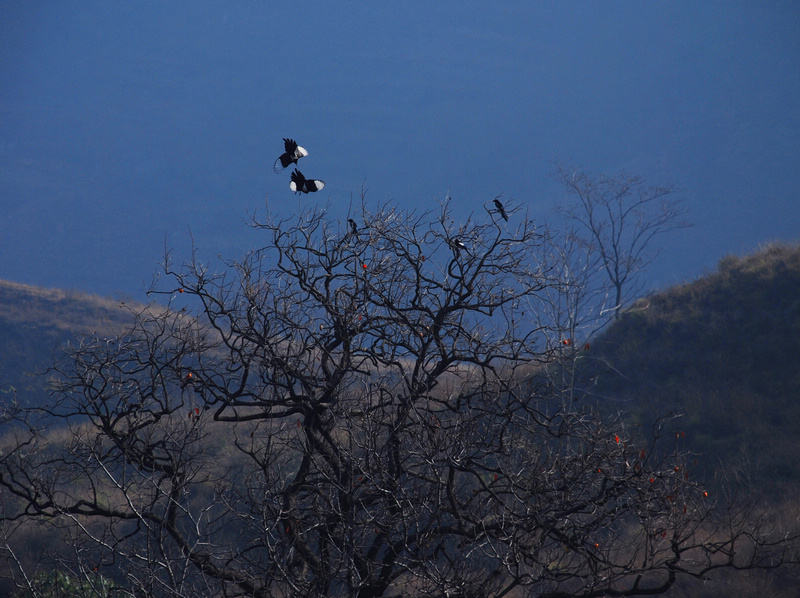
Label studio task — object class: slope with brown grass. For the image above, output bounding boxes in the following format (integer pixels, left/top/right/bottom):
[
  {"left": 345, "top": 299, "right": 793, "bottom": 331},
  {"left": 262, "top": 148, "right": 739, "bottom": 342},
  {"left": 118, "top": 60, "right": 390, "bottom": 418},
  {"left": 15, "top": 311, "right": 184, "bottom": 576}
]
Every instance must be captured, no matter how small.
[
  {"left": 590, "top": 241, "right": 800, "bottom": 491},
  {"left": 0, "top": 280, "right": 136, "bottom": 406}
]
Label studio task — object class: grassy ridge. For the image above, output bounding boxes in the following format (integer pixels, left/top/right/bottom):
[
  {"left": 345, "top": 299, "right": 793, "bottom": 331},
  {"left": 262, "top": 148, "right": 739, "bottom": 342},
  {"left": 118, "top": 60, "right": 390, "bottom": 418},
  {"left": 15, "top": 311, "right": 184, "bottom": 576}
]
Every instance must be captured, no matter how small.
[
  {"left": 591, "top": 241, "right": 800, "bottom": 491},
  {"left": 0, "top": 281, "right": 135, "bottom": 405},
  {"left": 2, "top": 241, "right": 799, "bottom": 490},
  {"left": 1, "top": 247, "right": 799, "bottom": 596}
]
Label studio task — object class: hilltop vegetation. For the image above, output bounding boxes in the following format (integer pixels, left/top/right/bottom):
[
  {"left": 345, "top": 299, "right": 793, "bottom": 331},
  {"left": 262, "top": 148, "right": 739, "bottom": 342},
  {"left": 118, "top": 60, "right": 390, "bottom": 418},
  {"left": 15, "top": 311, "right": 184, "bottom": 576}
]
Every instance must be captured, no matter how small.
[
  {"left": 2, "top": 240, "right": 799, "bottom": 496},
  {"left": 0, "top": 281, "right": 135, "bottom": 405},
  {"left": 590, "top": 241, "right": 800, "bottom": 491},
  {"left": 4, "top": 203, "right": 796, "bottom": 598}
]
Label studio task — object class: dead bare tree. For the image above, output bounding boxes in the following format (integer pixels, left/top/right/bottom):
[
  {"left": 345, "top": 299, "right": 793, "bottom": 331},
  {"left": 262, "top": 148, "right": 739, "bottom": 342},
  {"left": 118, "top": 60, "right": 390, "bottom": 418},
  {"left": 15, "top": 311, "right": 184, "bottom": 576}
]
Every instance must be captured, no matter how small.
[
  {"left": 556, "top": 166, "right": 691, "bottom": 320},
  {"left": 0, "top": 200, "right": 795, "bottom": 597}
]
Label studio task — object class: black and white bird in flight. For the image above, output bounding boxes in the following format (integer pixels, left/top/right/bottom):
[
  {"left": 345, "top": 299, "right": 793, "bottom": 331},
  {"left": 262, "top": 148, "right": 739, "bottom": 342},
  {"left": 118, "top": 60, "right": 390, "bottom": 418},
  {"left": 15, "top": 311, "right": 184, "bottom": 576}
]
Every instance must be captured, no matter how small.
[
  {"left": 493, "top": 198, "right": 508, "bottom": 222},
  {"left": 273, "top": 138, "right": 308, "bottom": 173},
  {"left": 290, "top": 169, "right": 325, "bottom": 194}
]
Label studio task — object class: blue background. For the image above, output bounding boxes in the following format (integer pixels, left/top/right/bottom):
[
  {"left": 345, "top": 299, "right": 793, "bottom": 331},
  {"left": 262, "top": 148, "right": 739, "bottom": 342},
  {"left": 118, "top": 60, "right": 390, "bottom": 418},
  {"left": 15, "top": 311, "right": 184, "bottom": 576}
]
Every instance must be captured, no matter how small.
[{"left": 1, "top": 2, "right": 798, "bottom": 300}]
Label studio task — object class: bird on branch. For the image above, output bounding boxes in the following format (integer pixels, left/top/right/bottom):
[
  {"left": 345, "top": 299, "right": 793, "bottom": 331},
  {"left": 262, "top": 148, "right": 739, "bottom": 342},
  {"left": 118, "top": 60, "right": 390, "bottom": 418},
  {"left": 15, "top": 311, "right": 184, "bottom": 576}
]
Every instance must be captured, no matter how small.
[
  {"left": 449, "top": 237, "right": 467, "bottom": 254},
  {"left": 493, "top": 198, "right": 508, "bottom": 221}
]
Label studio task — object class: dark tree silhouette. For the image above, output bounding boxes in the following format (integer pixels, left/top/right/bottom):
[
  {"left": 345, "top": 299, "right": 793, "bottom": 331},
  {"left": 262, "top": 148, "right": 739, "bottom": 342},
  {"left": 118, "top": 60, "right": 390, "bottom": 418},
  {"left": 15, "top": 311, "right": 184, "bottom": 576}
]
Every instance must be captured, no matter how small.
[{"left": 0, "top": 200, "right": 795, "bottom": 598}]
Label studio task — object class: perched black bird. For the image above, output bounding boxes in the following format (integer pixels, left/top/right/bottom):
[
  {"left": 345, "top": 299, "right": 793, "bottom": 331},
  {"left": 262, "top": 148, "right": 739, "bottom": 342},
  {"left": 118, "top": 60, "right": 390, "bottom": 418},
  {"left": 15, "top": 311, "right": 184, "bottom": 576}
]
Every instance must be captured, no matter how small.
[
  {"left": 493, "top": 198, "right": 508, "bottom": 221},
  {"left": 348, "top": 219, "right": 359, "bottom": 235},
  {"left": 449, "top": 237, "right": 467, "bottom": 252},
  {"left": 290, "top": 169, "right": 325, "bottom": 194},
  {"left": 273, "top": 138, "right": 308, "bottom": 173}
]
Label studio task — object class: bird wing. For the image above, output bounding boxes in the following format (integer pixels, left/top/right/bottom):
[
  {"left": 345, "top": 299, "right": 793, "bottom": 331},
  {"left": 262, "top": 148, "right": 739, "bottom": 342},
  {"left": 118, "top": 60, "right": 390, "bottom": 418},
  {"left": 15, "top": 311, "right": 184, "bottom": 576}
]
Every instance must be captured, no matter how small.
[
  {"left": 290, "top": 169, "right": 306, "bottom": 193},
  {"left": 293, "top": 145, "right": 309, "bottom": 160},
  {"left": 307, "top": 179, "right": 325, "bottom": 192}
]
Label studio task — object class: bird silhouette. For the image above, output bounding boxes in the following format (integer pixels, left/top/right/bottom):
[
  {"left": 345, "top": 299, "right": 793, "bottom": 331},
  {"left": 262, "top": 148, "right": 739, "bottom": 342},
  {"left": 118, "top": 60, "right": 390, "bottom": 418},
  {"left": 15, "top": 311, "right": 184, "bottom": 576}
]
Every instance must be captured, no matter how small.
[
  {"left": 449, "top": 237, "right": 467, "bottom": 252},
  {"left": 348, "top": 219, "right": 359, "bottom": 235},
  {"left": 493, "top": 199, "right": 508, "bottom": 221},
  {"left": 273, "top": 138, "right": 308, "bottom": 173},
  {"left": 290, "top": 169, "right": 325, "bottom": 194}
]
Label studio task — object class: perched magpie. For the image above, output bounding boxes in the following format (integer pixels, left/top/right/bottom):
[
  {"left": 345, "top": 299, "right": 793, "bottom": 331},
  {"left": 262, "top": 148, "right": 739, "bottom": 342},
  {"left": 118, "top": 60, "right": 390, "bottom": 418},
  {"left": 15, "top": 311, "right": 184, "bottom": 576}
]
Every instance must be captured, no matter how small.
[
  {"left": 348, "top": 219, "right": 359, "bottom": 235},
  {"left": 449, "top": 237, "right": 467, "bottom": 251},
  {"left": 273, "top": 138, "right": 308, "bottom": 173},
  {"left": 493, "top": 198, "right": 508, "bottom": 221},
  {"left": 290, "top": 169, "right": 325, "bottom": 194}
]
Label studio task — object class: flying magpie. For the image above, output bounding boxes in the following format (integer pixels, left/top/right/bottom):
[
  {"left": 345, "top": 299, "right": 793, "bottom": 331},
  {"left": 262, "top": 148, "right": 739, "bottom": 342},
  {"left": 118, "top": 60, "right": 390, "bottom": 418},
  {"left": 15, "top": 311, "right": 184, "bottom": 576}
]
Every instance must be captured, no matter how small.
[
  {"left": 273, "top": 138, "right": 308, "bottom": 173},
  {"left": 290, "top": 169, "right": 325, "bottom": 194}
]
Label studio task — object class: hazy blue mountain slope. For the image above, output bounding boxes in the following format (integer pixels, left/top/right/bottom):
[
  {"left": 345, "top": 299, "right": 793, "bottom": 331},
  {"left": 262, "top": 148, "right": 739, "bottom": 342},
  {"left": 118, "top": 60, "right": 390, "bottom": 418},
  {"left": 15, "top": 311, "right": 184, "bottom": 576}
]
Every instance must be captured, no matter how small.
[
  {"left": 0, "top": 281, "right": 134, "bottom": 405},
  {"left": 2, "top": 242, "right": 799, "bottom": 491},
  {"left": 589, "top": 241, "right": 800, "bottom": 490}
]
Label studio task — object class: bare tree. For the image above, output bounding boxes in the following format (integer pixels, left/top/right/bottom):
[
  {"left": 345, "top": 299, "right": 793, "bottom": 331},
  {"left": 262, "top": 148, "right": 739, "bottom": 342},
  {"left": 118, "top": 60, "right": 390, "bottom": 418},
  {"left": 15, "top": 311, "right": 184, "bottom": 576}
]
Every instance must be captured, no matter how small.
[
  {"left": 556, "top": 166, "right": 691, "bottom": 319},
  {"left": 533, "top": 227, "right": 610, "bottom": 410},
  {"left": 0, "top": 200, "right": 794, "bottom": 597}
]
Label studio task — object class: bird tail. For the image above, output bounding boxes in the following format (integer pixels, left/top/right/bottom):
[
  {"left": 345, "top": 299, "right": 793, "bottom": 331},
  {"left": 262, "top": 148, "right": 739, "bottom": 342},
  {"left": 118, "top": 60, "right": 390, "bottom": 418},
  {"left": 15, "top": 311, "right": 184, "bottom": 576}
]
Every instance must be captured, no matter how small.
[{"left": 273, "top": 156, "right": 288, "bottom": 174}]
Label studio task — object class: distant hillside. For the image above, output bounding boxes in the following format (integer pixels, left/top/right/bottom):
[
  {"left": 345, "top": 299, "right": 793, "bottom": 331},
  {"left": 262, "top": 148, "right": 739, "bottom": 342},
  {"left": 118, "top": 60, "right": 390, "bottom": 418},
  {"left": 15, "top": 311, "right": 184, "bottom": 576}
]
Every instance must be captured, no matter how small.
[
  {"left": 589, "top": 241, "right": 800, "bottom": 491},
  {"left": 3, "top": 240, "right": 800, "bottom": 492},
  {"left": 0, "top": 281, "right": 136, "bottom": 405}
]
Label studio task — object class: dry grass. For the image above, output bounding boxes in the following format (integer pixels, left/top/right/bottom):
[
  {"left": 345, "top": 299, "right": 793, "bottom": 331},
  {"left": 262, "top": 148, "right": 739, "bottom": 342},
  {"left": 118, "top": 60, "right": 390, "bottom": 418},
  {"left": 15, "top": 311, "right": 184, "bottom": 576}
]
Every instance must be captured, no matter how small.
[
  {"left": 0, "top": 280, "right": 138, "bottom": 336},
  {"left": 590, "top": 240, "right": 800, "bottom": 494}
]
